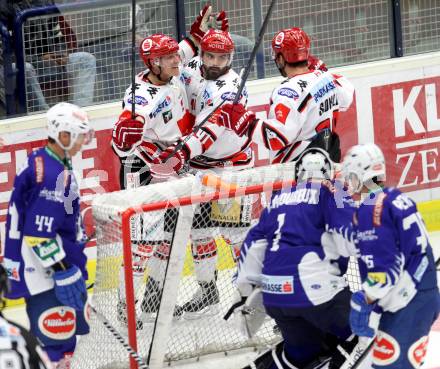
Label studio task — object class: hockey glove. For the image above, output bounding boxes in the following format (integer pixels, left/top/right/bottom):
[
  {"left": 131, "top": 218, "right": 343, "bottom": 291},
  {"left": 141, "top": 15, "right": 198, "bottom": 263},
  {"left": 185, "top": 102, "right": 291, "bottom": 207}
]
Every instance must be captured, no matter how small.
[
  {"left": 112, "top": 115, "right": 144, "bottom": 152},
  {"left": 189, "top": 4, "right": 212, "bottom": 44},
  {"left": 349, "top": 291, "right": 377, "bottom": 338},
  {"left": 224, "top": 288, "right": 267, "bottom": 339},
  {"left": 149, "top": 145, "right": 189, "bottom": 179},
  {"left": 308, "top": 54, "right": 328, "bottom": 72},
  {"left": 217, "top": 103, "right": 256, "bottom": 137},
  {"left": 53, "top": 264, "right": 87, "bottom": 311},
  {"left": 209, "top": 10, "right": 229, "bottom": 32}
]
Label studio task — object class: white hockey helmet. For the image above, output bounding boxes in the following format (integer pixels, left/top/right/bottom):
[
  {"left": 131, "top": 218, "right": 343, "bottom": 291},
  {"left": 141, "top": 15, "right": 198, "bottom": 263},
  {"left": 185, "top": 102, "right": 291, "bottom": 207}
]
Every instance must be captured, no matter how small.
[
  {"left": 294, "top": 147, "right": 334, "bottom": 182},
  {"left": 341, "top": 143, "right": 386, "bottom": 193},
  {"left": 47, "top": 102, "right": 93, "bottom": 151}
]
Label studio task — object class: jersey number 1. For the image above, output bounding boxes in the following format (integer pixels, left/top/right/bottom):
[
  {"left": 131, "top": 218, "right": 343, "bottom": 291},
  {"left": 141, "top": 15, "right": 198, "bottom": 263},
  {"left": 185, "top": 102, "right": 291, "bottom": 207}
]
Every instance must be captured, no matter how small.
[{"left": 270, "top": 213, "right": 286, "bottom": 252}]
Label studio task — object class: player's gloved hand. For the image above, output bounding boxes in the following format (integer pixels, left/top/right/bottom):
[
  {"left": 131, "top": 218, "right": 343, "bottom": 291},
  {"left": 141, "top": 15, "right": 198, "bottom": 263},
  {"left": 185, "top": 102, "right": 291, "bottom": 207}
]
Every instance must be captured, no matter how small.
[
  {"left": 112, "top": 116, "right": 144, "bottom": 152},
  {"left": 149, "top": 145, "right": 189, "bottom": 179},
  {"left": 308, "top": 54, "right": 328, "bottom": 72},
  {"left": 349, "top": 291, "right": 377, "bottom": 338},
  {"left": 224, "top": 288, "right": 266, "bottom": 339},
  {"left": 190, "top": 4, "right": 212, "bottom": 44},
  {"left": 217, "top": 103, "right": 256, "bottom": 137},
  {"left": 209, "top": 10, "right": 229, "bottom": 32},
  {"left": 53, "top": 264, "right": 87, "bottom": 311}
]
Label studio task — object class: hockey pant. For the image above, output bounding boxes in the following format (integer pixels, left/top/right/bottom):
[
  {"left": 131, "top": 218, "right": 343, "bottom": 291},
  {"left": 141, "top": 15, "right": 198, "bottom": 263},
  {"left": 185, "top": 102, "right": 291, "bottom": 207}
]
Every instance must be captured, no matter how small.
[
  {"left": 26, "top": 289, "right": 90, "bottom": 363},
  {"left": 369, "top": 264, "right": 439, "bottom": 369},
  {"left": 264, "top": 288, "right": 352, "bottom": 368}
]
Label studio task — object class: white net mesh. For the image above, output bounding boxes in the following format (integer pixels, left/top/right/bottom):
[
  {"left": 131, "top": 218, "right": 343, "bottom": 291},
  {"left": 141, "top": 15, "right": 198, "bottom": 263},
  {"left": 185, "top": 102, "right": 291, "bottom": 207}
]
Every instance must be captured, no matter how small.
[{"left": 72, "top": 163, "right": 361, "bottom": 369}]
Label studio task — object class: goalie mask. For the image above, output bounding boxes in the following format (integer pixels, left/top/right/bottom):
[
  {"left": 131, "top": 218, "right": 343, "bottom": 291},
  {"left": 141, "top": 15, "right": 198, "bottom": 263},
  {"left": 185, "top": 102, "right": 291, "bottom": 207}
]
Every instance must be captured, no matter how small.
[
  {"left": 200, "top": 29, "right": 234, "bottom": 80},
  {"left": 294, "top": 147, "right": 334, "bottom": 182},
  {"left": 47, "top": 102, "right": 94, "bottom": 151},
  {"left": 272, "top": 27, "right": 310, "bottom": 77},
  {"left": 342, "top": 143, "right": 386, "bottom": 193}
]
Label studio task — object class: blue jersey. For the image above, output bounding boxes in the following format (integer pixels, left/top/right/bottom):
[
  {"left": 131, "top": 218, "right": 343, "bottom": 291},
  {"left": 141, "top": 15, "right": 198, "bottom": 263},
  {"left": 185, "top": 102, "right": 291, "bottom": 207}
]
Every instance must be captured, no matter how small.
[
  {"left": 354, "top": 187, "right": 438, "bottom": 312},
  {"left": 3, "top": 147, "right": 88, "bottom": 299},
  {"left": 236, "top": 179, "right": 356, "bottom": 308}
]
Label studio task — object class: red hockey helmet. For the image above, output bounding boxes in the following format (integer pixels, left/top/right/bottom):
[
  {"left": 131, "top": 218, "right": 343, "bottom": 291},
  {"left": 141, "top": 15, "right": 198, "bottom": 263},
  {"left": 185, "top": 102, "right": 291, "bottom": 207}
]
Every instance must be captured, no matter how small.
[
  {"left": 271, "top": 28, "right": 310, "bottom": 63},
  {"left": 139, "top": 34, "right": 179, "bottom": 66},
  {"left": 200, "top": 29, "right": 234, "bottom": 54}
]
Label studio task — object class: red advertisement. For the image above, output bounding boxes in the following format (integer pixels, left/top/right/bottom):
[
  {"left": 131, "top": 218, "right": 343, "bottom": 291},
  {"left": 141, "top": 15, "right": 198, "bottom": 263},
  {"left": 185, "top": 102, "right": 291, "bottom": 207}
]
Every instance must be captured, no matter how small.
[{"left": 372, "top": 77, "right": 440, "bottom": 190}]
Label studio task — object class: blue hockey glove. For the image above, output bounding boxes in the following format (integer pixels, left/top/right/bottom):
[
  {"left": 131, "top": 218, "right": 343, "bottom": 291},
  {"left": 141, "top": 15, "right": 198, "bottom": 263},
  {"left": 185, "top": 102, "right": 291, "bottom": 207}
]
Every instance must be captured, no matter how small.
[
  {"left": 349, "top": 291, "right": 376, "bottom": 338},
  {"left": 53, "top": 264, "right": 87, "bottom": 311}
]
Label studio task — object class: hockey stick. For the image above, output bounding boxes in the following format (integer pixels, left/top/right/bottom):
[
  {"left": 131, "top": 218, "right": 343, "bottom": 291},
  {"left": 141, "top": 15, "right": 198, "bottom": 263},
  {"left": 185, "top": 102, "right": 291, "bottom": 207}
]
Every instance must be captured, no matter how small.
[
  {"left": 349, "top": 337, "right": 375, "bottom": 369},
  {"left": 89, "top": 304, "right": 149, "bottom": 369},
  {"left": 164, "top": 0, "right": 277, "bottom": 161},
  {"left": 130, "top": 0, "right": 137, "bottom": 120}
]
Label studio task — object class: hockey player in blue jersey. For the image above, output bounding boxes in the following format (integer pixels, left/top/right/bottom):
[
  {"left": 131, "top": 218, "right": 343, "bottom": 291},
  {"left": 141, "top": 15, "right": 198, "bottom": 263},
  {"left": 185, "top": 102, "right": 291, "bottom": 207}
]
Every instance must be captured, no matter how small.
[
  {"left": 342, "top": 143, "right": 440, "bottom": 368},
  {"left": 234, "top": 147, "right": 358, "bottom": 369},
  {"left": 3, "top": 102, "right": 94, "bottom": 368}
]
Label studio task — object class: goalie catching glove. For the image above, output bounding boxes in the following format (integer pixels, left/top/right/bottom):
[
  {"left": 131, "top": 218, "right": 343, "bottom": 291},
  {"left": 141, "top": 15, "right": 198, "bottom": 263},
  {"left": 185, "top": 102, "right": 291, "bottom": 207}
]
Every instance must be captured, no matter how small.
[
  {"left": 224, "top": 287, "right": 267, "bottom": 339},
  {"left": 216, "top": 103, "right": 256, "bottom": 137},
  {"left": 53, "top": 264, "right": 87, "bottom": 311}
]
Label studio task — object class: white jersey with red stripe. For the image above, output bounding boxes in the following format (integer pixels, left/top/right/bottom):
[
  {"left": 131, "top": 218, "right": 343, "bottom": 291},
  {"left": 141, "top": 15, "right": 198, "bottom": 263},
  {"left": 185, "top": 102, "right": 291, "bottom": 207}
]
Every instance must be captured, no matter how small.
[
  {"left": 180, "top": 56, "right": 253, "bottom": 170},
  {"left": 114, "top": 39, "right": 197, "bottom": 164},
  {"left": 253, "top": 69, "right": 354, "bottom": 163}
]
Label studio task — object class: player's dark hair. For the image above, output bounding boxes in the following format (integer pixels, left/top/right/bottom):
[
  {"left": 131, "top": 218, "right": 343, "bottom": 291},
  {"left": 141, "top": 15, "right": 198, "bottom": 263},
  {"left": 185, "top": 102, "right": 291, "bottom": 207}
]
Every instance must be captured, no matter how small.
[
  {"left": 48, "top": 137, "right": 56, "bottom": 144},
  {"left": 286, "top": 60, "right": 308, "bottom": 68}
]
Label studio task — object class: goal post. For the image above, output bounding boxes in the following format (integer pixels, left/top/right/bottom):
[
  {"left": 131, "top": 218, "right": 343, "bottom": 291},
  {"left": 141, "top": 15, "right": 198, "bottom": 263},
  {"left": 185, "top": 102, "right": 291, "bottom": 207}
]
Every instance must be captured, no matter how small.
[{"left": 71, "top": 163, "right": 360, "bottom": 369}]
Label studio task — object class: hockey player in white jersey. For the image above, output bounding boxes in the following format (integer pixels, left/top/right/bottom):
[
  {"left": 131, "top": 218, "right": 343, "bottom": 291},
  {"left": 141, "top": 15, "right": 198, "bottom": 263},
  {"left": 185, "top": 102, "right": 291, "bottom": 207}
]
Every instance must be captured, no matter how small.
[
  {"left": 233, "top": 147, "right": 358, "bottom": 369},
  {"left": 148, "top": 28, "right": 256, "bottom": 318},
  {"left": 218, "top": 27, "right": 354, "bottom": 164},
  {"left": 111, "top": 5, "right": 235, "bottom": 324},
  {"left": 342, "top": 143, "right": 439, "bottom": 368}
]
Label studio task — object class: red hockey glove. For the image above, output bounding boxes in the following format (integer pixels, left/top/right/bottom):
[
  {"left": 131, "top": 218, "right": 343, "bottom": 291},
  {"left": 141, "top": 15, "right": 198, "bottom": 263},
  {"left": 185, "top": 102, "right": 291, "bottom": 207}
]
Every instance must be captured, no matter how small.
[
  {"left": 217, "top": 103, "right": 256, "bottom": 137},
  {"left": 210, "top": 10, "right": 229, "bottom": 32},
  {"left": 308, "top": 55, "right": 328, "bottom": 72},
  {"left": 149, "top": 145, "right": 189, "bottom": 179},
  {"left": 190, "top": 4, "right": 212, "bottom": 44},
  {"left": 112, "top": 116, "right": 144, "bottom": 152}
]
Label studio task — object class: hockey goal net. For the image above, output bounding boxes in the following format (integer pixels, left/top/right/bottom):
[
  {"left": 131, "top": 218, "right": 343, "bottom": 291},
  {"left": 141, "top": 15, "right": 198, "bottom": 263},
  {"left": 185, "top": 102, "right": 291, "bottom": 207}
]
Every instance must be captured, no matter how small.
[{"left": 72, "top": 163, "right": 361, "bottom": 369}]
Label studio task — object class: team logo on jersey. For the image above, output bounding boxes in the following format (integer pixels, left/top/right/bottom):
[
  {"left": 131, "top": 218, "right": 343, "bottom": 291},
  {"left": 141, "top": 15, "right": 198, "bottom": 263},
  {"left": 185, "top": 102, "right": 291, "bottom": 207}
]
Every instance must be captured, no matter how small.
[
  {"left": 127, "top": 95, "right": 148, "bottom": 106},
  {"left": 162, "top": 110, "right": 173, "bottom": 123},
  {"left": 278, "top": 88, "right": 299, "bottom": 99},
  {"left": 3, "top": 258, "right": 20, "bottom": 282},
  {"left": 38, "top": 307, "right": 76, "bottom": 340},
  {"left": 274, "top": 103, "right": 291, "bottom": 125},
  {"left": 373, "top": 332, "right": 400, "bottom": 366},
  {"left": 261, "top": 275, "right": 294, "bottom": 294},
  {"left": 408, "top": 335, "right": 429, "bottom": 368}
]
